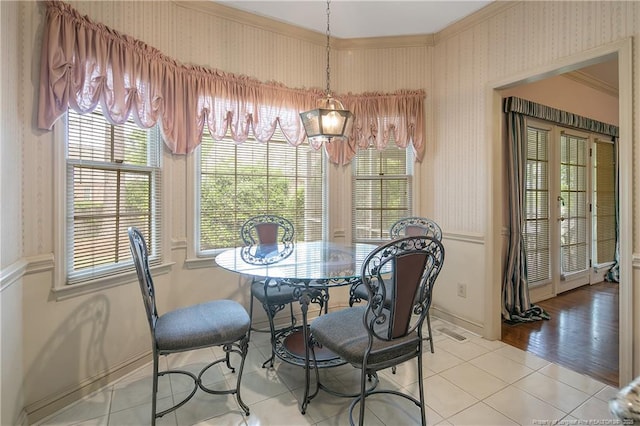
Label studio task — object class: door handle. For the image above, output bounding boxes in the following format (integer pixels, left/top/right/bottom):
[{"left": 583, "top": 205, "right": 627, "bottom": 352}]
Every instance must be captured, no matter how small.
[{"left": 558, "top": 216, "right": 565, "bottom": 222}]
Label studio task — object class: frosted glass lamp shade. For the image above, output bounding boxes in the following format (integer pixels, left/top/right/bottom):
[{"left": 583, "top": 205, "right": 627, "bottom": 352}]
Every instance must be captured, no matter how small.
[{"left": 300, "top": 96, "right": 354, "bottom": 144}]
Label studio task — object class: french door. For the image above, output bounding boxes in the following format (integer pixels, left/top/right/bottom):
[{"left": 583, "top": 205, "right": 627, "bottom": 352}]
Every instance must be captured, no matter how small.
[{"left": 524, "top": 119, "right": 616, "bottom": 294}]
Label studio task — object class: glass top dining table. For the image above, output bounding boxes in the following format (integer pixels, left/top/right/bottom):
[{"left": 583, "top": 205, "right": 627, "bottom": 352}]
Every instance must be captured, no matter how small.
[
  {"left": 215, "top": 240, "right": 379, "bottom": 414},
  {"left": 214, "top": 240, "right": 378, "bottom": 283}
]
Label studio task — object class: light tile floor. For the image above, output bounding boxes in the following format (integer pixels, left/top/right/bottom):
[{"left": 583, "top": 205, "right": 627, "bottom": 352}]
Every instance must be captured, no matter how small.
[{"left": 35, "top": 318, "right": 620, "bottom": 426}]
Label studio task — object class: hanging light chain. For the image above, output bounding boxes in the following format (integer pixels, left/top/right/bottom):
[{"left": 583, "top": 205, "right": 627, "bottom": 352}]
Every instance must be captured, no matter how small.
[
  {"left": 299, "top": 0, "right": 353, "bottom": 143},
  {"left": 325, "top": 0, "right": 331, "bottom": 96}
]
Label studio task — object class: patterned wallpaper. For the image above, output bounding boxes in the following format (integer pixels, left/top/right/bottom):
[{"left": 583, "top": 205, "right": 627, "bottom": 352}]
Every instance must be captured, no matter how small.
[
  {"left": 1, "top": 0, "right": 23, "bottom": 267},
  {"left": 432, "top": 0, "right": 638, "bottom": 235},
  {"left": 37, "top": 0, "right": 640, "bottom": 240}
]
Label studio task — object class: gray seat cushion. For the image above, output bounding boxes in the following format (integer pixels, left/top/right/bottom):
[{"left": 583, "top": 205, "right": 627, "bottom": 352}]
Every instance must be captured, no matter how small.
[
  {"left": 251, "top": 280, "right": 298, "bottom": 304},
  {"left": 352, "top": 282, "right": 392, "bottom": 308},
  {"left": 352, "top": 282, "right": 369, "bottom": 300},
  {"left": 155, "top": 299, "right": 250, "bottom": 352},
  {"left": 310, "top": 306, "right": 420, "bottom": 366},
  {"left": 251, "top": 280, "right": 322, "bottom": 304}
]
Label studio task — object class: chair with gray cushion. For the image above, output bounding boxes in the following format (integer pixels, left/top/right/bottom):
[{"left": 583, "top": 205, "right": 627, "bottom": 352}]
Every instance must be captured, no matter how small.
[
  {"left": 128, "top": 227, "right": 250, "bottom": 425},
  {"left": 310, "top": 235, "right": 445, "bottom": 426},
  {"left": 349, "top": 216, "right": 443, "bottom": 352},
  {"left": 241, "top": 214, "right": 323, "bottom": 367}
]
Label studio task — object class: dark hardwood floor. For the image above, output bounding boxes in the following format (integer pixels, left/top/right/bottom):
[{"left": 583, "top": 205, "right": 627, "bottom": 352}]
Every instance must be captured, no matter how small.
[{"left": 501, "top": 281, "right": 619, "bottom": 387}]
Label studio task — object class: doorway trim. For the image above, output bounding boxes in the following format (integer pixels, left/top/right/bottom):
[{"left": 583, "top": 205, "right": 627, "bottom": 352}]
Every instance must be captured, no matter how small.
[{"left": 485, "top": 37, "right": 633, "bottom": 385}]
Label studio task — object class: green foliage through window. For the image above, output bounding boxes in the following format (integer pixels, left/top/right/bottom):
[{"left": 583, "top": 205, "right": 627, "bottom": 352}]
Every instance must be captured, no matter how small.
[
  {"left": 66, "top": 109, "right": 162, "bottom": 284},
  {"left": 198, "top": 133, "right": 323, "bottom": 252},
  {"left": 352, "top": 145, "right": 413, "bottom": 243}
]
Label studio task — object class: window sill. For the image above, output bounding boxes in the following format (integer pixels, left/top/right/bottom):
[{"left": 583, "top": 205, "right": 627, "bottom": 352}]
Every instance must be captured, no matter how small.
[{"left": 51, "top": 262, "right": 174, "bottom": 301}]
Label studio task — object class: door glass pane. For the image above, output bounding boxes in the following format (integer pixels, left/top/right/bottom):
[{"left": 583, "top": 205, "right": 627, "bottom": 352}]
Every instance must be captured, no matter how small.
[
  {"left": 560, "top": 134, "right": 588, "bottom": 275},
  {"left": 524, "top": 126, "right": 551, "bottom": 284},
  {"left": 594, "top": 140, "right": 616, "bottom": 264}
]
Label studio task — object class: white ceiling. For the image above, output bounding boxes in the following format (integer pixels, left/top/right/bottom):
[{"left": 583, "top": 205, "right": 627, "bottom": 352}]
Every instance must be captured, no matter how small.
[{"left": 217, "top": 1, "right": 493, "bottom": 39}]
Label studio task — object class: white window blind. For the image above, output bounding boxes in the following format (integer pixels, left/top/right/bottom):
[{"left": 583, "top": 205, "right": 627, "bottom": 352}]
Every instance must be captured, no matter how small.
[
  {"left": 352, "top": 145, "right": 413, "bottom": 243},
  {"left": 593, "top": 139, "right": 616, "bottom": 265},
  {"left": 66, "top": 109, "right": 162, "bottom": 284},
  {"left": 559, "top": 133, "right": 589, "bottom": 275},
  {"left": 198, "top": 131, "right": 324, "bottom": 252},
  {"left": 524, "top": 126, "right": 551, "bottom": 284}
]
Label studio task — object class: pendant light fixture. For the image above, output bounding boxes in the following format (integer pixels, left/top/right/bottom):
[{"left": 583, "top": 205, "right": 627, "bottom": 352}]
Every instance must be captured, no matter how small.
[{"left": 300, "top": 0, "right": 354, "bottom": 145}]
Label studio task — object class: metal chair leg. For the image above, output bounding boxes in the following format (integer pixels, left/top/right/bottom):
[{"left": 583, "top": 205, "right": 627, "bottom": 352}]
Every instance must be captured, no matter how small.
[
  {"left": 357, "top": 367, "right": 368, "bottom": 426},
  {"left": 288, "top": 302, "right": 297, "bottom": 327},
  {"left": 262, "top": 302, "right": 279, "bottom": 368},
  {"left": 417, "top": 344, "right": 427, "bottom": 425},
  {"left": 426, "top": 312, "right": 434, "bottom": 353},
  {"left": 151, "top": 351, "right": 159, "bottom": 426},
  {"left": 247, "top": 291, "right": 255, "bottom": 341},
  {"left": 234, "top": 336, "right": 251, "bottom": 415}
]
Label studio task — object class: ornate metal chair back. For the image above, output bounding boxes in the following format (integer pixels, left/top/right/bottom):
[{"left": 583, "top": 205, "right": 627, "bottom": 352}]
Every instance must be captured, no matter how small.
[
  {"left": 240, "top": 214, "right": 295, "bottom": 246},
  {"left": 389, "top": 217, "right": 442, "bottom": 241},
  {"left": 361, "top": 235, "right": 445, "bottom": 343},
  {"left": 128, "top": 227, "right": 158, "bottom": 333}
]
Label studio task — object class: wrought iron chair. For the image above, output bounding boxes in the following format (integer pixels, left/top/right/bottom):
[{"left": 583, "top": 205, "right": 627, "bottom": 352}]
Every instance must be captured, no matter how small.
[
  {"left": 350, "top": 217, "right": 443, "bottom": 352},
  {"left": 389, "top": 216, "right": 443, "bottom": 240},
  {"left": 241, "top": 214, "right": 323, "bottom": 367},
  {"left": 310, "top": 235, "right": 445, "bottom": 425},
  {"left": 128, "top": 227, "right": 250, "bottom": 425}
]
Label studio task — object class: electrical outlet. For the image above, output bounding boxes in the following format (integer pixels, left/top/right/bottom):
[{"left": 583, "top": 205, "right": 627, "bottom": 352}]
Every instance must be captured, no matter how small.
[{"left": 457, "top": 283, "right": 467, "bottom": 298}]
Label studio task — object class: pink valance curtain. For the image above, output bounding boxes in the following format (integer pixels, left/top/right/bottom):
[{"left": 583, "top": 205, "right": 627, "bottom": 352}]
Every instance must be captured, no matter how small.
[{"left": 37, "top": 0, "right": 425, "bottom": 165}]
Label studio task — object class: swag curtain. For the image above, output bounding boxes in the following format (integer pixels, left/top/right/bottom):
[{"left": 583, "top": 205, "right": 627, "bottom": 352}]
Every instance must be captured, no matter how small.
[
  {"left": 502, "top": 96, "right": 619, "bottom": 322},
  {"left": 37, "top": 0, "right": 425, "bottom": 165}
]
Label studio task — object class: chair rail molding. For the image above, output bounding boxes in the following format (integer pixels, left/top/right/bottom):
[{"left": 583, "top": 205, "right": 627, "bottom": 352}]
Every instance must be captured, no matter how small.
[
  {"left": 25, "top": 253, "right": 55, "bottom": 275},
  {"left": 0, "top": 258, "right": 28, "bottom": 292},
  {"left": 171, "top": 238, "right": 187, "bottom": 250},
  {"left": 0, "top": 254, "right": 56, "bottom": 292},
  {"left": 443, "top": 231, "right": 485, "bottom": 245}
]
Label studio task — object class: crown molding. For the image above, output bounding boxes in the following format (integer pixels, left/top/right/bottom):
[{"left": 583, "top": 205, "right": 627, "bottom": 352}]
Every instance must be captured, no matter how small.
[
  {"left": 176, "top": 1, "right": 520, "bottom": 50},
  {"left": 435, "top": 1, "right": 520, "bottom": 43},
  {"left": 175, "top": 1, "right": 326, "bottom": 45},
  {"left": 177, "top": 1, "right": 434, "bottom": 50},
  {"left": 563, "top": 70, "right": 619, "bottom": 98},
  {"left": 334, "top": 34, "right": 434, "bottom": 50}
]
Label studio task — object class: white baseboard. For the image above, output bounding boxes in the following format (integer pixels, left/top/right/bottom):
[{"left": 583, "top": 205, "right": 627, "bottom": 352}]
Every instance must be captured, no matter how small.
[
  {"left": 430, "top": 306, "right": 484, "bottom": 337},
  {"left": 26, "top": 352, "right": 151, "bottom": 424}
]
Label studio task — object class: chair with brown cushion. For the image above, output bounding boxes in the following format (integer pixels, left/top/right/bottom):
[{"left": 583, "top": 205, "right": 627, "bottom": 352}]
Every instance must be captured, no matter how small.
[
  {"left": 349, "top": 217, "right": 443, "bottom": 352},
  {"left": 128, "top": 227, "right": 250, "bottom": 425},
  {"left": 241, "top": 214, "right": 323, "bottom": 367},
  {"left": 310, "top": 235, "right": 445, "bottom": 425},
  {"left": 389, "top": 216, "right": 443, "bottom": 240}
]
